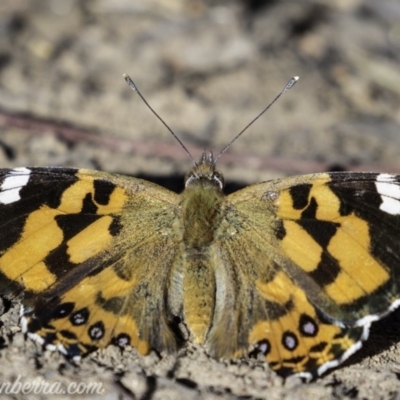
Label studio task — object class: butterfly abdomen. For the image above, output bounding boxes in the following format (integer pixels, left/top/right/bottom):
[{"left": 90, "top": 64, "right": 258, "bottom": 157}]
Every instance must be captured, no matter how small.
[{"left": 179, "top": 159, "right": 226, "bottom": 344}]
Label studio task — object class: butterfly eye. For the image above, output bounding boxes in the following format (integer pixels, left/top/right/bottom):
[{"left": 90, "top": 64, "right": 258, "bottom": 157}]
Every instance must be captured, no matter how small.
[
  {"left": 184, "top": 172, "right": 196, "bottom": 188},
  {"left": 213, "top": 171, "right": 224, "bottom": 190}
]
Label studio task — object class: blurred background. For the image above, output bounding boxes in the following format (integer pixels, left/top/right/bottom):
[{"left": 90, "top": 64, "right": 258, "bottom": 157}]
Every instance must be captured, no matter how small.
[{"left": 1, "top": 0, "right": 399, "bottom": 193}]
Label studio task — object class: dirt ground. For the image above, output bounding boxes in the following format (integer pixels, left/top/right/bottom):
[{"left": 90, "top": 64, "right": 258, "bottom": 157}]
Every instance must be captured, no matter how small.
[{"left": 1, "top": 0, "right": 400, "bottom": 399}]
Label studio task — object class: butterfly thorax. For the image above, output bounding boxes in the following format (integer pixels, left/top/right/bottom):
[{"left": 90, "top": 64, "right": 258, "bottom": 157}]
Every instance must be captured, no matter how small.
[{"left": 181, "top": 152, "right": 225, "bottom": 247}]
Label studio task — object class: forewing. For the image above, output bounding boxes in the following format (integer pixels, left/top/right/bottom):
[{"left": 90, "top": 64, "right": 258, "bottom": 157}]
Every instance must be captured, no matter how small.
[
  {"left": 0, "top": 167, "right": 181, "bottom": 357},
  {"left": 220, "top": 172, "right": 400, "bottom": 378}
]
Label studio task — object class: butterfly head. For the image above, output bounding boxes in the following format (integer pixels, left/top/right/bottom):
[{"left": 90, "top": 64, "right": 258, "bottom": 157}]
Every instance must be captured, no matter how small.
[{"left": 184, "top": 151, "right": 225, "bottom": 190}]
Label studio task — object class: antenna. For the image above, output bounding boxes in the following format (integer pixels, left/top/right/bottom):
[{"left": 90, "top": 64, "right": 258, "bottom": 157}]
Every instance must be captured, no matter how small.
[
  {"left": 123, "top": 74, "right": 195, "bottom": 163},
  {"left": 214, "top": 76, "right": 299, "bottom": 164}
]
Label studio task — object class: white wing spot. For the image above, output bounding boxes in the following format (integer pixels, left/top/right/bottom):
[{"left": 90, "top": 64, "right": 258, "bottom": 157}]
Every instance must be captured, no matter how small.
[
  {"left": 0, "top": 167, "right": 31, "bottom": 204},
  {"left": 27, "top": 332, "right": 45, "bottom": 346},
  {"left": 57, "top": 343, "right": 68, "bottom": 355},
  {"left": 375, "top": 174, "right": 400, "bottom": 215},
  {"left": 20, "top": 316, "right": 28, "bottom": 334},
  {"left": 376, "top": 173, "right": 396, "bottom": 183},
  {"left": 379, "top": 196, "right": 400, "bottom": 215}
]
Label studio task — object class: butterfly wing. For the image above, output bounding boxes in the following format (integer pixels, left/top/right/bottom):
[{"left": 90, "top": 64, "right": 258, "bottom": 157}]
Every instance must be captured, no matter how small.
[
  {"left": 216, "top": 172, "right": 400, "bottom": 378},
  {"left": 0, "top": 167, "right": 182, "bottom": 357}
]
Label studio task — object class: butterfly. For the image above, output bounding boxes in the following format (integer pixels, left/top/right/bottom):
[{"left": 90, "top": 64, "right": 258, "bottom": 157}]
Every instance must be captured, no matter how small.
[{"left": 0, "top": 76, "right": 399, "bottom": 380}]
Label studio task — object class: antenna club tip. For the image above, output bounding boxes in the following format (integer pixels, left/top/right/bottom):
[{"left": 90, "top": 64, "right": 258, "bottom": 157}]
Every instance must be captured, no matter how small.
[
  {"left": 293, "top": 76, "right": 299, "bottom": 81},
  {"left": 123, "top": 74, "right": 138, "bottom": 91}
]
